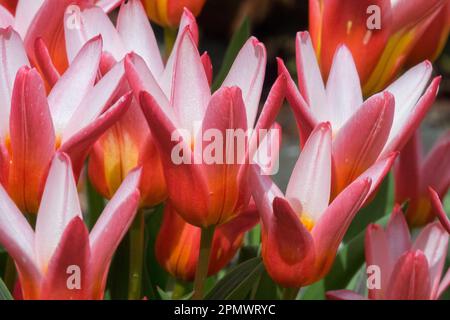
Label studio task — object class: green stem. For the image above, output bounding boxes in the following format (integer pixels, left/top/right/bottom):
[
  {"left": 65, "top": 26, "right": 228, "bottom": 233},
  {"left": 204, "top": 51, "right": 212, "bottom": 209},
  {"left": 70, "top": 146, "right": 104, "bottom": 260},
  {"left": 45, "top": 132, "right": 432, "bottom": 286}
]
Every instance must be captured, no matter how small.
[
  {"left": 164, "top": 27, "right": 177, "bottom": 60},
  {"left": 282, "top": 287, "right": 299, "bottom": 300},
  {"left": 128, "top": 208, "right": 145, "bottom": 300},
  {"left": 192, "top": 225, "right": 216, "bottom": 300},
  {"left": 4, "top": 255, "right": 16, "bottom": 292}
]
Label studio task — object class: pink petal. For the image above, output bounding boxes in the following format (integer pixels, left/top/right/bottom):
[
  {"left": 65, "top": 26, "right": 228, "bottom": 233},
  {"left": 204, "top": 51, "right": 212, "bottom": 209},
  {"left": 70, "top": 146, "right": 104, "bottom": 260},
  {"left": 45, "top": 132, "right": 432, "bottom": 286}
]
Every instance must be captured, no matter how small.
[
  {"left": 296, "top": 31, "right": 327, "bottom": 122},
  {"left": 386, "top": 250, "right": 431, "bottom": 300},
  {"left": 326, "top": 290, "right": 367, "bottom": 300},
  {"left": 171, "top": 28, "right": 210, "bottom": 134},
  {"left": 252, "top": 122, "right": 282, "bottom": 176},
  {"left": 64, "top": 6, "right": 124, "bottom": 64},
  {"left": 221, "top": 37, "right": 266, "bottom": 128},
  {"left": 0, "top": 27, "right": 30, "bottom": 137},
  {"left": 96, "top": 0, "right": 124, "bottom": 12},
  {"left": 200, "top": 52, "right": 213, "bottom": 86},
  {"left": 117, "top": 0, "right": 163, "bottom": 77},
  {"left": 326, "top": 45, "right": 363, "bottom": 130},
  {"left": 412, "top": 221, "right": 449, "bottom": 299},
  {"left": 332, "top": 92, "right": 394, "bottom": 196},
  {"left": 428, "top": 187, "right": 450, "bottom": 234},
  {"left": 286, "top": 122, "right": 332, "bottom": 221},
  {"left": 89, "top": 167, "right": 141, "bottom": 294},
  {"left": 48, "top": 36, "right": 102, "bottom": 134},
  {"left": 35, "top": 153, "right": 83, "bottom": 272},
  {"left": 39, "top": 217, "right": 91, "bottom": 300},
  {"left": 8, "top": 66, "right": 55, "bottom": 214},
  {"left": 391, "top": 0, "right": 445, "bottom": 32},
  {"left": 59, "top": 92, "right": 133, "bottom": 179},
  {"left": 14, "top": 0, "right": 44, "bottom": 38},
  {"left": 277, "top": 57, "right": 316, "bottom": 145},
  {"left": 386, "top": 205, "right": 412, "bottom": 264},
  {"left": 0, "top": 5, "right": 14, "bottom": 28},
  {"left": 62, "top": 60, "right": 126, "bottom": 143},
  {"left": 312, "top": 177, "right": 371, "bottom": 280},
  {"left": 34, "top": 37, "right": 60, "bottom": 87}
]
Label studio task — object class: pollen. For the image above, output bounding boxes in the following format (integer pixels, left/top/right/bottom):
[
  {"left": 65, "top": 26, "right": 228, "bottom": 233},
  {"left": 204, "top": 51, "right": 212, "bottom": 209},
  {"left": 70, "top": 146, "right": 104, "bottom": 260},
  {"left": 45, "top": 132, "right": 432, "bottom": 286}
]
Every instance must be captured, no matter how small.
[{"left": 300, "top": 215, "right": 315, "bottom": 232}]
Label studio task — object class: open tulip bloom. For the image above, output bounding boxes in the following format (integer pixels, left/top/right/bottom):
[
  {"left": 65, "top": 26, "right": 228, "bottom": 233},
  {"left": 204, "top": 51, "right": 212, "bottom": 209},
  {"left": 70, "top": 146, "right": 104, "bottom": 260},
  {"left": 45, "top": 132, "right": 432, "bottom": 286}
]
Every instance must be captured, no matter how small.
[
  {"left": 327, "top": 206, "right": 450, "bottom": 300},
  {"left": 278, "top": 31, "right": 440, "bottom": 198},
  {"left": 0, "top": 152, "right": 141, "bottom": 299}
]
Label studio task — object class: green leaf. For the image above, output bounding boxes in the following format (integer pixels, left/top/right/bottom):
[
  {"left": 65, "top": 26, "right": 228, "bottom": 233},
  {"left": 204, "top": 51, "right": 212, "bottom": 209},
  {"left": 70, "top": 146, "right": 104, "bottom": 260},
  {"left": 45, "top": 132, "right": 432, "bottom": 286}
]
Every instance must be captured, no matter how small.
[
  {"left": 212, "top": 17, "right": 250, "bottom": 91},
  {"left": 0, "top": 277, "right": 13, "bottom": 300},
  {"left": 250, "top": 268, "right": 280, "bottom": 300},
  {"left": 205, "top": 257, "right": 264, "bottom": 300},
  {"left": 85, "top": 175, "right": 105, "bottom": 230},
  {"left": 302, "top": 214, "right": 391, "bottom": 299},
  {"left": 343, "top": 173, "right": 391, "bottom": 242}
]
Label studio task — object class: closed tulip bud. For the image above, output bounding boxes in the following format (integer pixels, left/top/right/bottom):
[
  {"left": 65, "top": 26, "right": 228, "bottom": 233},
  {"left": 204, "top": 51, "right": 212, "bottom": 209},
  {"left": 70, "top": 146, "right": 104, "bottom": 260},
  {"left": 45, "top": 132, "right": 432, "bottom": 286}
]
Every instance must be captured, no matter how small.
[{"left": 141, "top": 0, "right": 207, "bottom": 28}]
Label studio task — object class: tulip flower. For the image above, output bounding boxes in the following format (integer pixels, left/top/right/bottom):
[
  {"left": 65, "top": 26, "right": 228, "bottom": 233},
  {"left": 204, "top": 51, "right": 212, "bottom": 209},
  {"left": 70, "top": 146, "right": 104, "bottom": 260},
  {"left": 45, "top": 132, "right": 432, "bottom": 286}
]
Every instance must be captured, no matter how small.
[
  {"left": 249, "top": 122, "right": 399, "bottom": 288},
  {"left": 155, "top": 203, "right": 258, "bottom": 281},
  {"left": 278, "top": 31, "right": 440, "bottom": 198},
  {"left": 327, "top": 206, "right": 450, "bottom": 300},
  {"left": 62, "top": 1, "right": 202, "bottom": 207},
  {"left": 0, "top": 28, "right": 131, "bottom": 213},
  {"left": 0, "top": 152, "right": 141, "bottom": 299},
  {"left": 141, "top": 0, "right": 206, "bottom": 28},
  {"left": 395, "top": 130, "right": 450, "bottom": 227},
  {"left": 309, "top": 0, "right": 449, "bottom": 95},
  {"left": 0, "top": 0, "right": 123, "bottom": 75}
]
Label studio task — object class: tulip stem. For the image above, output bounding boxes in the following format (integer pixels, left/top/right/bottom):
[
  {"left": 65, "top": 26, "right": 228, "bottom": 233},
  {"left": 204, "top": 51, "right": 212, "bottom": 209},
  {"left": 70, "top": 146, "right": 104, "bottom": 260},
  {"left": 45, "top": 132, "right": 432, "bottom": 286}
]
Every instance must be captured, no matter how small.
[
  {"left": 164, "top": 27, "right": 177, "bottom": 60},
  {"left": 128, "top": 208, "right": 145, "bottom": 300},
  {"left": 282, "top": 287, "right": 299, "bottom": 300},
  {"left": 192, "top": 225, "right": 216, "bottom": 300}
]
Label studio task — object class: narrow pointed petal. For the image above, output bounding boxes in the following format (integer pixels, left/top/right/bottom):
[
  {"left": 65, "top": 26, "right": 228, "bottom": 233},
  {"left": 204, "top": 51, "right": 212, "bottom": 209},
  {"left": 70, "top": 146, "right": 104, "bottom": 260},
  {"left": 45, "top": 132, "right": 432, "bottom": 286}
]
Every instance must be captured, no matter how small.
[
  {"left": 40, "top": 217, "right": 91, "bottom": 300},
  {"left": 172, "top": 28, "right": 210, "bottom": 134},
  {"left": 64, "top": 6, "right": 124, "bottom": 64},
  {"left": 326, "top": 45, "right": 363, "bottom": 130},
  {"left": 387, "top": 251, "right": 431, "bottom": 300},
  {"left": 365, "top": 223, "right": 391, "bottom": 299},
  {"left": 326, "top": 290, "right": 367, "bottom": 300},
  {"left": 332, "top": 92, "right": 394, "bottom": 196},
  {"left": 59, "top": 92, "right": 133, "bottom": 179},
  {"left": 222, "top": 37, "right": 266, "bottom": 128},
  {"left": 277, "top": 57, "right": 316, "bottom": 145},
  {"left": 34, "top": 37, "right": 60, "bottom": 87},
  {"left": 0, "top": 27, "right": 30, "bottom": 137},
  {"left": 62, "top": 60, "right": 126, "bottom": 143},
  {"left": 386, "top": 205, "right": 412, "bottom": 262},
  {"left": 48, "top": 36, "right": 102, "bottom": 134},
  {"left": 139, "top": 91, "right": 210, "bottom": 227},
  {"left": 9, "top": 66, "right": 55, "bottom": 214},
  {"left": 428, "top": 187, "right": 450, "bottom": 234},
  {"left": 200, "top": 52, "right": 213, "bottom": 86},
  {"left": 0, "top": 184, "right": 40, "bottom": 291},
  {"left": 96, "top": 0, "right": 124, "bottom": 13},
  {"left": 0, "top": 5, "right": 13, "bottom": 28},
  {"left": 117, "top": 0, "right": 164, "bottom": 77},
  {"left": 286, "top": 123, "right": 332, "bottom": 221},
  {"left": 35, "top": 153, "right": 83, "bottom": 272},
  {"left": 412, "top": 221, "right": 449, "bottom": 299},
  {"left": 312, "top": 178, "right": 371, "bottom": 280},
  {"left": 296, "top": 31, "right": 327, "bottom": 121},
  {"left": 90, "top": 168, "right": 141, "bottom": 294}
]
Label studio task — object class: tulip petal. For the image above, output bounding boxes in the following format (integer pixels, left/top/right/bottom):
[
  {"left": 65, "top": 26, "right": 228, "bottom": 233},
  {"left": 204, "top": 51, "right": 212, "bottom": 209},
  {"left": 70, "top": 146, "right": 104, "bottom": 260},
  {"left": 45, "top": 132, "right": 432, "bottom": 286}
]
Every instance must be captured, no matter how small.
[
  {"left": 437, "top": 268, "right": 450, "bottom": 298},
  {"left": 9, "top": 66, "right": 55, "bottom": 214},
  {"left": 139, "top": 91, "right": 210, "bottom": 227},
  {"left": 200, "top": 52, "right": 213, "bottom": 86},
  {"left": 312, "top": 178, "right": 370, "bottom": 280},
  {"left": 286, "top": 122, "right": 332, "bottom": 222},
  {"left": 35, "top": 153, "right": 83, "bottom": 272},
  {"left": 59, "top": 92, "right": 133, "bottom": 179},
  {"left": 34, "top": 37, "right": 60, "bottom": 87},
  {"left": 326, "top": 45, "right": 363, "bottom": 130},
  {"left": 48, "top": 36, "right": 102, "bottom": 134},
  {"left": 412, "top": 221, "right": 449, "bottom": 299},
  {"left": 0, "top": 27, "right": 30, "bottom": 137},
  {"left": 172, "top": 28, "right": 210, "bottom": 134},
  {"left": 296, "top": 32, "right": 327, "bottom": 122},
  {"left": 64, "top": 6, "right": 124, "bottom": 64},
  {"left": 89, "top": 167, "right": 141, "bottom": 294},
  {"left": 40, "top": 217, "right": 91, "bottom": 300},
  {"left": 391, "top": 0, "right": 445, "bottom": 32},
  {"left": 382, "top": 63, "right": 437, "bottom": 156},
  {"left": 332, "top": 92, "right": 394, "bottom": 196},
  {"left": 0, "top": 5, "right": 13, "bottom": 28},
  {"left": 117, "top": 0, "right": 164, "bottom": 77},
  {"left": 252, "top": 122, "right": 281, "bottom": 176},
  {"left": 62, "top": 60, "right": 126, "bottom": 143},
  {"left": 428, "top": 187, "right": 450, "bottom": 234},
  {"left": 14, "top": 0, "right": 44, "bottom": 38},
  {"left": 326, "top": 290, "right": 367, "bottom": 300},
  {"left": 96, "top": 0, "right": 123, "bottom": 13},
  {"left": 221, "top": 37, "right": 266, "bottom": 128},
  {"left": 386, "top": 250, "right": 431, "bottom": 300},
  {"left": 386, "top": 205, "right": 411, "bottom": 262}
]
